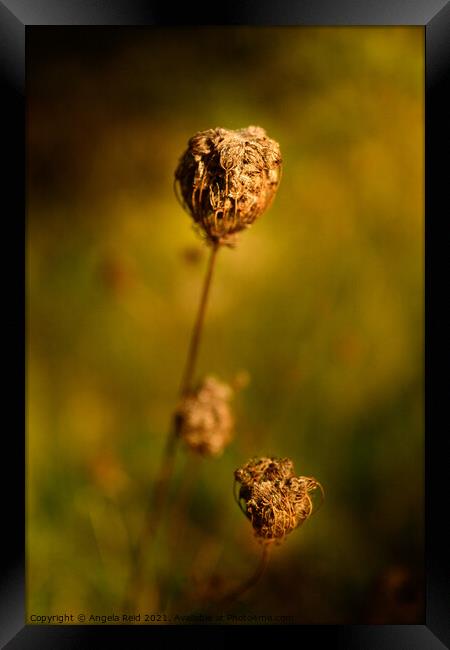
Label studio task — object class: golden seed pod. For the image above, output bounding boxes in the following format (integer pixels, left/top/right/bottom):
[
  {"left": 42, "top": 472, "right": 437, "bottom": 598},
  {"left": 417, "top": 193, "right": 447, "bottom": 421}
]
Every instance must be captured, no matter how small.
[
  {"left": 234, "top": 457, "right": 323, "bottom": 542},
  {"left": 235, "top": 457, "right": 294, "bottom": 500},
  {"left": 175, "top": 376, "right": 234, "bottom": 457},
  {"left": 175, "top": 126, "right": 282, "bottom": 246}
]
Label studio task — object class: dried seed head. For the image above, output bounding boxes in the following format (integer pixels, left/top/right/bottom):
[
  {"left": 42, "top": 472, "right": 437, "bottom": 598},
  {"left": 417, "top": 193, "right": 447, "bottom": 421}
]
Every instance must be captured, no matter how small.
[
  {"left": 175, "top": 126, "right": 282, "bottom": 247},
  {"left": 175, "top": 376, "right": 234, "bottom": 457},
  {"left": 234, "top": 457, "right": 323, "bottom": 542},
  {"left": 234, "top": 456, "right": 294, "bottom": 500}
]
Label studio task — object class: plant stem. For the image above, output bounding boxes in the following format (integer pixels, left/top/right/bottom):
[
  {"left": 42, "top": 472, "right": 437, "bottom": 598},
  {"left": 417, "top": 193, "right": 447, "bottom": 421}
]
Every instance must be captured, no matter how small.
[
  {"left": 159, "top": 453, "right": 200, "bottom": 610},
  {"left": 179, "top": 241, "right": 219, "bottom": 396},
  {"left": 123, "top": 241, "right": 220, "bottom": 611},
  {"left": 216, "top": 543, "right": 272, "bottom": 608},
  {"left": 151, "top": 240, "right": 219, "bottom": 531}
]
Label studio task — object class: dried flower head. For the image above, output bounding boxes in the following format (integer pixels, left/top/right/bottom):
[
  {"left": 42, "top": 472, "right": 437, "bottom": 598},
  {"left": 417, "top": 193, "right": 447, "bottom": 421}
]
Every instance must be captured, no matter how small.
[
  {"left": 234, "top": 457, "right": 323, "bottom": 542},
  {"left": 175, "top": 376, "right": 234, "bottom": 457},
  {"left": 235, "top": 457, "right": 294, "bottom": 501},
  {"left": 175, "top": 126, "right": 282, "bottom": 246}
]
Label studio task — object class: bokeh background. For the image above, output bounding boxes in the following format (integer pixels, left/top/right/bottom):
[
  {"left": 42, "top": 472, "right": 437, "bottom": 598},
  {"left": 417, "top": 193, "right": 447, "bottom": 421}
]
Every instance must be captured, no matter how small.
[{"left": 27, "top": 26, "right": 424, "bottom": 624}]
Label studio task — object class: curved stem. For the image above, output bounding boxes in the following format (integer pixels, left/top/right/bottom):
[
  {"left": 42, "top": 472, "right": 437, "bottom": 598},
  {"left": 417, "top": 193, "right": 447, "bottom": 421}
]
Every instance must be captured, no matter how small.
[
  {"left": 218, "top": 543, "right": 272, "bottom": 608},
  {"left": 122, "top": 242, "right": 220, "bottom": 611}
]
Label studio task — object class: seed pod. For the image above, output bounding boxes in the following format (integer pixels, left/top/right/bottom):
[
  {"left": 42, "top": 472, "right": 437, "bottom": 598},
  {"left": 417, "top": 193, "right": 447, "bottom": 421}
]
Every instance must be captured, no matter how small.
[
  {"left": 175, "top": 126, "right": 282, "bottom": 246},
  {"left": 234, "top": 457, "right": 294, "bottom": 501},
  {"left": 175, "top": 376, "right": 234, "bottom": 457},
  {"left": 234, "top": 457, "right": 323, "bottom": 541}
]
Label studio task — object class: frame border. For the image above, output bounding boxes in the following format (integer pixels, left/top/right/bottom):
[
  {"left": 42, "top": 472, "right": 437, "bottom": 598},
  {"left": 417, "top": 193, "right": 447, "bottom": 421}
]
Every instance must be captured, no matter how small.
[{"left": 1, "top": 1, "right": 448, "bottom": 647}]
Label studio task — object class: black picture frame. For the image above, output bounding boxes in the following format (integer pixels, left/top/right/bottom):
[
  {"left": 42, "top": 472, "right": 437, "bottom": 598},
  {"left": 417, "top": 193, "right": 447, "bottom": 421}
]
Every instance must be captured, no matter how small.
[{"left": 1, "top": 1, "right": 449, "bottom": 647}]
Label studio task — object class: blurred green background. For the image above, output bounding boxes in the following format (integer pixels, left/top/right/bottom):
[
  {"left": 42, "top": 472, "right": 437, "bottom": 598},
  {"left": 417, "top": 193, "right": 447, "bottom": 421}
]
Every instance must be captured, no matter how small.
[{"left": 27, "top": 26, "right": 424, "bottom": 624}]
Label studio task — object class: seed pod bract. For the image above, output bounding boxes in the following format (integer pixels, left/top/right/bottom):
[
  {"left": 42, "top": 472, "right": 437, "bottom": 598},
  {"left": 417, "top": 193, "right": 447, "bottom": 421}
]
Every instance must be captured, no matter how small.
[
  {"left": 175, "top": 126, "right": 282, "bottom": 246},
  {"left": 234, "top": 457, "right": 323, "bottom": 542}
]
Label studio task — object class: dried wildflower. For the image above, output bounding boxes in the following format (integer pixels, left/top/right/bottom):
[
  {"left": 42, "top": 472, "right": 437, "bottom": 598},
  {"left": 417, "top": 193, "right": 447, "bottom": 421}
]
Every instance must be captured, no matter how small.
[
  {"left": 235, "top": 457, "right": 294, "bottom": 501},
  {"left": 175, "top": 376, "right": 234, "bottom": 457},
  {"left": 175, "top": 126, "right": 282, "bottom": 246},
  {"left": 234, "top": 457, "right": 323, "bottom": 542}
]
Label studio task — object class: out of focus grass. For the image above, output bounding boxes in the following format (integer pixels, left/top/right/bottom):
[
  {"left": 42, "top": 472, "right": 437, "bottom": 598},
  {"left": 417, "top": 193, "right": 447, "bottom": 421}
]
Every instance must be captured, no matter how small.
[{"left": 27, "top": 26, "right": 424, "bottom": 623}]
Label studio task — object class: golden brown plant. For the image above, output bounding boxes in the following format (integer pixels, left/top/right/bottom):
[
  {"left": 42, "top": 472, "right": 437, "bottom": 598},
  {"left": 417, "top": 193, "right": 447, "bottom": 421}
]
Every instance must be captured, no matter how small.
[
  {"left": 206, "top": 458, "right": 323, "bottom": 607},
  {"left": 175, "top": 126, "right": 282, "bottom": 246},
  {"left": 235, "top": 457, "right": 323, "bottom": 542},
  {"left": 125, "top": 127, "right": 281, "bottom": 612}
]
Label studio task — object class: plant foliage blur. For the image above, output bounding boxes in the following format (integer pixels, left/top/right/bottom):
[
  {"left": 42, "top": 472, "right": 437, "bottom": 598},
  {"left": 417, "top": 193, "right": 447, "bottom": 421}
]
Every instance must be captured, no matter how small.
[{"left": 27, "top": 26, "right": 424, "bottom": 624}]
